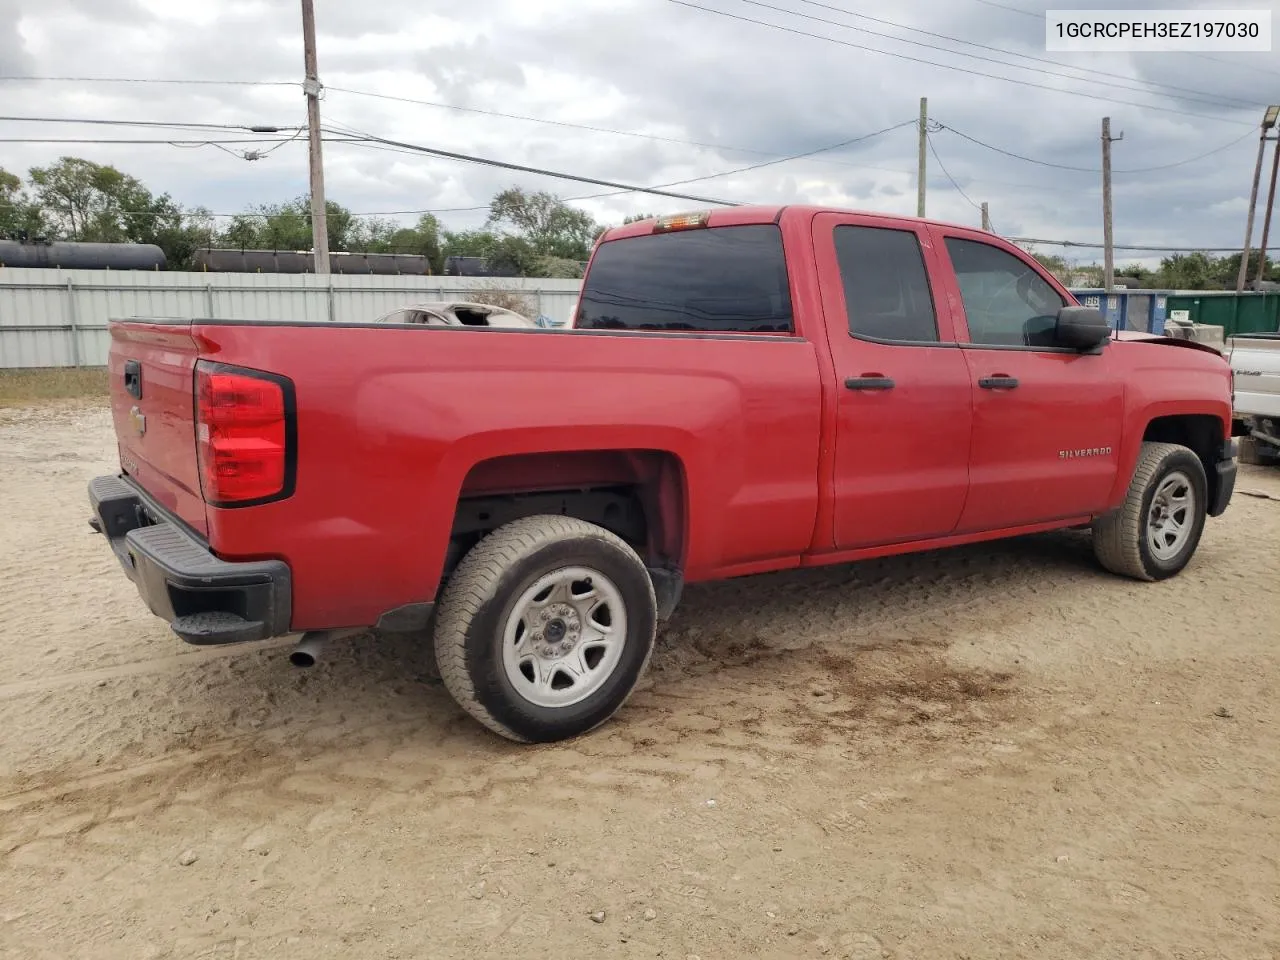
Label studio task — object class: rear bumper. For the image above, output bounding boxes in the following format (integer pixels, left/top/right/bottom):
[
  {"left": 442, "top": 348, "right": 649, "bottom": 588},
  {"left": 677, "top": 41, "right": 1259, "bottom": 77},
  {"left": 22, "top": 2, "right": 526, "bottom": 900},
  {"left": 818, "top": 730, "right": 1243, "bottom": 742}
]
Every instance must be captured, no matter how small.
[
  {"left": 88, "top": 475, "right": 292, "bottom": 645},
  {"left": 1209, "top": 438, "right": 1238, "bottom": 518}
]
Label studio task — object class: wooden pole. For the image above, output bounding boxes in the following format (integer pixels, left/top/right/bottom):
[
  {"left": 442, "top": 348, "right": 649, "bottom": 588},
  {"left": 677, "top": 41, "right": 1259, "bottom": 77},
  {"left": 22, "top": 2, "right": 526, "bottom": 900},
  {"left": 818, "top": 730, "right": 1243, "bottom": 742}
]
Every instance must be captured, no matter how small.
[
  {"left": 1252, "top": 134, "right": 1280, "bottom": 288},
  {"left": 1102, "top": 117, "right": 1117, "bottom": 293},
  {"left": 301, "top": 0, "right": 330, "bottom": 275},
  {"left": 917, "top": 97, "right": 927, "bottom": 218},
  {"left": 1237, "top": 124, "right": 1269, "bottom": 292}
]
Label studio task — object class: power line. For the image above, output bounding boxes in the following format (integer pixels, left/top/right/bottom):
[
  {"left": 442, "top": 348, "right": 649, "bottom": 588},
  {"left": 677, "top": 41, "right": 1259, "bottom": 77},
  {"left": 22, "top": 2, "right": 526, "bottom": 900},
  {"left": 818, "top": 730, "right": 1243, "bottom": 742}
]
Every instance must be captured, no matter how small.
[
  {"left": 0, "top": 137, "right": 303, "bottom": 145},
  {"left": 324, "top": 86, "right": 917, "bottom": 179},
  {"left": 0, "top": 187, "right": 1265, "bottom": 253},
  {"left": 966, "top": 0, "right": 1280, "bottom": 80},
  {"left": 926, "top": 132, "right": 982, "bottom": 212},
  {"left": 317, "top": 119, "right": 910, "bottom": 215},
  {"left": 747, "top": 0, "right": 1258, "bottom": 111},
  {"left": 326, "top": 86, "right": 748, "bottom": 151},
  {"left": 1187, "top": 53, "right": 1280, "bottom": 80},
  {"left": 970, "top": 0, "right": 1038, "bottom": 17},
  {"left": 312, "top": 124, "right": 740, "bottom": 206},
  {"left": 0, "top": 115, "right": 299, "bottom": 133},
  {"left": 1007, "top": 235, "right": 1252, "bottom": 253},
  {"left": 0, "top": 75, "right": 296, "bottom": 87},
  {"left": 936, "top": 122, "right": 1258, "bottom": 174},
  {"left": 325, "top": 115, "right": 915, "bottom": 193},
  {"left": 665, "top": 0, "right": 1254, "bottom": 125},
  {"left": 791, "top": 0, "right": 1260, "bottom": 109}
]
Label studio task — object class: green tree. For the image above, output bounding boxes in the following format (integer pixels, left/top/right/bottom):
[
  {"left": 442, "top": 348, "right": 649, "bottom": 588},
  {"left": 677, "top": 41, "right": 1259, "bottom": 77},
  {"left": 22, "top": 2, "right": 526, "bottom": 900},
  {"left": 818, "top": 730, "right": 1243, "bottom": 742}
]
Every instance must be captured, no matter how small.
[
  {"left": 0, "top": 167, "right": 46, "bottom": 239},
  {"left": 1116, "top": 262, "right": 1159, "bottom": 286},
  {"left": 441, "top": 228, "right": 501, "bottom": 260},
  {"left": 1207, "top": 251, "right": 1272, "bottom": 288},
  {"left": 487, "top": 187, "right": 598, "bottom": 262},
  {"left": 385, "top": 214, "right": 444, "bottom": 272},
  {"left": 1155, "top": 252, "right": 1216, "bottom": 289},
  {"left": 29, "top": 157, "right": 133, "bottom": 241},
  {"left": 26, "top": 157, "right": 210, "bottom": 268},
  {"left": 1027, "top": 251, "right": 1069, "bottom": 278},
  {"left": 217, "top": 197, "right": 356, "bottom": 254}
]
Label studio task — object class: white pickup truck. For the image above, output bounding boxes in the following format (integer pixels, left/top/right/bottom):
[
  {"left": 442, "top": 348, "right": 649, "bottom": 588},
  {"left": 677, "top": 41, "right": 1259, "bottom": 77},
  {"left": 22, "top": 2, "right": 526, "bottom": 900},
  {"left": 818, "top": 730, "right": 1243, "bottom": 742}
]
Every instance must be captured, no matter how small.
[{"left": 1228, "top": 332, "right": 1280, "bottom": 463}]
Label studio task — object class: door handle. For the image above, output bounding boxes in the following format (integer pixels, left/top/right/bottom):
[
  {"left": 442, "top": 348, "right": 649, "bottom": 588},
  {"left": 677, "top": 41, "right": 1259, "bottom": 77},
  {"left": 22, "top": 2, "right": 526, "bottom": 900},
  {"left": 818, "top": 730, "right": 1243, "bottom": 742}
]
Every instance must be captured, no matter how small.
[
  {"left": 978, "top": 375, "right": 1019, "bottom": 389},
  {"left": 123, "top": 360, "right": 142, "bottom": 399},
  {"left": 845, "top": 376, "right": 895, "bottom": 391}
]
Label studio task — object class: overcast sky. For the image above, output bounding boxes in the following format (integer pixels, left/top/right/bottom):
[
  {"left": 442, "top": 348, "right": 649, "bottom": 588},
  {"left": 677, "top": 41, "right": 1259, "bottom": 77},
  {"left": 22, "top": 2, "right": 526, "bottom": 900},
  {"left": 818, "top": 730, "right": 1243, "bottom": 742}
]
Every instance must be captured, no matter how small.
[{"left": 2, "top": 0, "right": 1279, "bottom": 266}]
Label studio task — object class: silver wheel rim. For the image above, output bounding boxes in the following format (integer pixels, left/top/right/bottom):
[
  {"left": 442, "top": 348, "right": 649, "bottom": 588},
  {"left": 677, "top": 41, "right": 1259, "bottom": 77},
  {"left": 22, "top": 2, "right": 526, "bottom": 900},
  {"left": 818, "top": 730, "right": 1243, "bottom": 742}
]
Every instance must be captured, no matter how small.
[
  {"left": 500, "top": 566, "right": 628, "bottom": 709},
  {"left": 1147, "top": 470, "right": 1195, "bottom": 562}
]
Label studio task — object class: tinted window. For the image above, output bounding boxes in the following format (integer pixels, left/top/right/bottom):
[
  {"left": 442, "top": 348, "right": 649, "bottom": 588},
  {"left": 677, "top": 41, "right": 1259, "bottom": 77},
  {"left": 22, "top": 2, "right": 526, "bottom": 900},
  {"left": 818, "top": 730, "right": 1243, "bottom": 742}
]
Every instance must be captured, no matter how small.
[
  {"left": 576, "top": 225, "right": 792, "bottom": 333},
  {"left": 944, "top": 238, "right": 1066, "bottom": 347},
  {"left": 834, "top": 225, "right": 938, "bottom": 343}
]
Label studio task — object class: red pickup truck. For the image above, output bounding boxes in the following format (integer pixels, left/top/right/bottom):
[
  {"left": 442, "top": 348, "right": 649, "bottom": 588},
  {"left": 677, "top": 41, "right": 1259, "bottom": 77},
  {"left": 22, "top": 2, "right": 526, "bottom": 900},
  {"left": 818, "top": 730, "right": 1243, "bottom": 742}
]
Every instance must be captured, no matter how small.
[{"left": 89, "top": 205, "right": 1238, "bottom": 743}]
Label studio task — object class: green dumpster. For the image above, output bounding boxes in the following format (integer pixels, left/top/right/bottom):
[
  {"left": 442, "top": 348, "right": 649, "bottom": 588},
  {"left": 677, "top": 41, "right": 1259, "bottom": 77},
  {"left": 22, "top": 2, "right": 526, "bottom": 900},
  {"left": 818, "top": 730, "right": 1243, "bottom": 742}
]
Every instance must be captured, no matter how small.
[{"left": 1163, "top": 292, "right": 1280, "bottom": 337}]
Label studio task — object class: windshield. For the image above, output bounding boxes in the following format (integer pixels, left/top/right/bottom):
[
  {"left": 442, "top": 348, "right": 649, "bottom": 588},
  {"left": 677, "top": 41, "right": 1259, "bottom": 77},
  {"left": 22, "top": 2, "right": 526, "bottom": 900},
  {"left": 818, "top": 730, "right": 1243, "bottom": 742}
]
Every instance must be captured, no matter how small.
[{"left": 576, "top": 225, "right": 793, "bottom": 333}]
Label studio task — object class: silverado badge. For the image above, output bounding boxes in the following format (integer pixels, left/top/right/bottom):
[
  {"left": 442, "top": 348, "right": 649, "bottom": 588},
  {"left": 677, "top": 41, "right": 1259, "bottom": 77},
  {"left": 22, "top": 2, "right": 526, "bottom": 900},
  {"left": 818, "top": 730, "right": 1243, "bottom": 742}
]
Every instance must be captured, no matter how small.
[
  {"left": 1059, "top": 446, "right": 1112, "bottom": 459},
  {"left": 128, "top": 405, "right": 147, "bottom": 437}
]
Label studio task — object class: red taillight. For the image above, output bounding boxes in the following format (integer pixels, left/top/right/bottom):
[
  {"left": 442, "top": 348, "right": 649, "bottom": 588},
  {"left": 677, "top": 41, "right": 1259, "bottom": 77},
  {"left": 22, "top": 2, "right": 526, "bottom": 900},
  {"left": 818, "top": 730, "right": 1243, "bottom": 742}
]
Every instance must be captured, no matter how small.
[{"left": 195, "top": 362, "right": 293, "bottom": 505}]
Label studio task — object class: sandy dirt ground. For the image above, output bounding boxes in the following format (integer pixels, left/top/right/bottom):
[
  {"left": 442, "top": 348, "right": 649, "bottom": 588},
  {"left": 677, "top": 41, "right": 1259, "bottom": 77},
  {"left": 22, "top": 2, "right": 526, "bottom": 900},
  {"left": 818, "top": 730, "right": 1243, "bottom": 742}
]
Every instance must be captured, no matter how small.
[{"left": 1, "top": 401, "right": 1278, "bottom": 960}]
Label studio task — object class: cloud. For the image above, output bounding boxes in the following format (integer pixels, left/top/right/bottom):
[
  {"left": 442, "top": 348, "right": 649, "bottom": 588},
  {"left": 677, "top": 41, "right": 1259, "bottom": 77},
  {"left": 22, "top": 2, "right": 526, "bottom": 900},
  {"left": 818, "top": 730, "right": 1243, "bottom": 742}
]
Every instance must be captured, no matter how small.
[{"left": 1, "top": 0, "right": 1277, "bottom": 262}]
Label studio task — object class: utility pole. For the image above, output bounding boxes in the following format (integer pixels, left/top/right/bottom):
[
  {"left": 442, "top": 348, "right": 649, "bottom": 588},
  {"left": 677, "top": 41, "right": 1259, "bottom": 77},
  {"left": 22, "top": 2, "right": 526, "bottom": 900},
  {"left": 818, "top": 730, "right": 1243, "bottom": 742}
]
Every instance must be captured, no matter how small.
[
  {"left": 1101, "top": 117, "right": 1122, "bottom": 292},
  {"left": 981, "top": 202, "right": 991, "bottom": 232},
  {"left": 301, "top": 0, "right": 330, "bottom": 275},
  {"left": 917, "top": 97, "right": 927, "bottom": 218},
  {"left": 1252, "top": 124, "right": 1280, "bottom": 289},
  {"left": 1239, "top": 107, "right": 1280, "bottom": 291}
]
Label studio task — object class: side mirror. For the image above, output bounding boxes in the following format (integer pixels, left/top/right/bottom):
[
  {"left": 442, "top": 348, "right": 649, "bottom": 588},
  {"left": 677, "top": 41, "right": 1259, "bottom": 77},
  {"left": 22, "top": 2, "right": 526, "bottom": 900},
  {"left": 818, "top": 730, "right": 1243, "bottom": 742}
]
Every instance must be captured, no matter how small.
[{"left": 1055, "top": 305, "right": 1110, "bottom": 351}]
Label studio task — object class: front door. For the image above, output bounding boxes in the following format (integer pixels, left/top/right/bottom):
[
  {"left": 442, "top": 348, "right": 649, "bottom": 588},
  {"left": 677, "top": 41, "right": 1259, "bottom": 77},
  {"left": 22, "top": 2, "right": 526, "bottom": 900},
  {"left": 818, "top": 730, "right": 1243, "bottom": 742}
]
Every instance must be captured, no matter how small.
[
  {"left": 812, "top": 213, "right": 973, "bottom": 549},
  {"left": 930, "top": 228, "right": 1125, "bottom": 532}
]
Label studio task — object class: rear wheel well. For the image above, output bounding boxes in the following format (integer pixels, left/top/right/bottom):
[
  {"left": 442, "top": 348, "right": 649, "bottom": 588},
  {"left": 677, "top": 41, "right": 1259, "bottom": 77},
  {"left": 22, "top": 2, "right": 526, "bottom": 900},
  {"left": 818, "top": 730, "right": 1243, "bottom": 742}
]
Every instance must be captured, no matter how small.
[
  {"left": 443, "top": 450, "right": 687, "bottom": 608},
  {"left": 1142, "top": 414, "right": 1223, "bottom": 502}
]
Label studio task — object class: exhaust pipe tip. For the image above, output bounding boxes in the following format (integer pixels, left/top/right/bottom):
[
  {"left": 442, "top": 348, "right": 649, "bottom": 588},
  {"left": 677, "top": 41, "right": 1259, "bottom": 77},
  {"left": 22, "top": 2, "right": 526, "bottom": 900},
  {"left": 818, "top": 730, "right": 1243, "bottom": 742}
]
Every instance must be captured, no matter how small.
[
  {"left": 286, "top": 628, "right": 361, "bottom": 668},
  {"left": 288, "top": 632, "right": 329, "bottom": 668},
  {"left": 289, "top": 649, "right": 318, "bottom": 668}
]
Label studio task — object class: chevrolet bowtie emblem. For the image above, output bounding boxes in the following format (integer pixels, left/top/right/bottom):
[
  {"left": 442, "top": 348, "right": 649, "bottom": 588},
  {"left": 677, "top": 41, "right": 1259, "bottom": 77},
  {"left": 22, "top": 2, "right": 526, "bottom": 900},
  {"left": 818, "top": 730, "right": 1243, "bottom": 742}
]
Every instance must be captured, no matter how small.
[{"left": 128, "top": 405, "right": 146, "bottom": 437}]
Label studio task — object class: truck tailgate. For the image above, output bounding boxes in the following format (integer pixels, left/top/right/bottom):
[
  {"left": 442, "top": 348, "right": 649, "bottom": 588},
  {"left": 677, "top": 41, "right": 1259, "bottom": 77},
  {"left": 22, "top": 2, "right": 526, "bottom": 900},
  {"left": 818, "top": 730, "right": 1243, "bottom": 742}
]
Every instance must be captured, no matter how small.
[{"left": 108, "top": 320, "right": 208, "bottom": 536}]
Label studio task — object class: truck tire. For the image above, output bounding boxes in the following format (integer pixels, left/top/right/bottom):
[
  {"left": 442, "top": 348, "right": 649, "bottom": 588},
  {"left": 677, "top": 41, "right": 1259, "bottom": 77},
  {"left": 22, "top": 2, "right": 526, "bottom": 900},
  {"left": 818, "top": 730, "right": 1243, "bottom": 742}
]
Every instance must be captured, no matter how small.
[
  {"left": 1092, "top": 442, "right": 1208, "bottom": 582},
  {"left": 433, "top": 515, "right": 657, "bottom": 743}
]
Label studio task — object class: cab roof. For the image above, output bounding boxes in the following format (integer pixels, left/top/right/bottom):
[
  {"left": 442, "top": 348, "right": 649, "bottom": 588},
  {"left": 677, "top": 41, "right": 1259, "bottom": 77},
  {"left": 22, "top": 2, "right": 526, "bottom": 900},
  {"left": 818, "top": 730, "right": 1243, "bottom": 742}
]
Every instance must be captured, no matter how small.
[{"left": 598, "top": 204, "right": 994, "bottom": 244}]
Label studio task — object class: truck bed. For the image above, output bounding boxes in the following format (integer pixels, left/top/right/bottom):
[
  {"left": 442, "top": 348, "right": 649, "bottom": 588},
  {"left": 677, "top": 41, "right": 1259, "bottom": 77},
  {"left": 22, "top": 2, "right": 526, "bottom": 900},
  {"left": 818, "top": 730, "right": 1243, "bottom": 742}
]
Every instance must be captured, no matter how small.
[{"left": 107, "top": 318, "right": 825, "bottom": 631}]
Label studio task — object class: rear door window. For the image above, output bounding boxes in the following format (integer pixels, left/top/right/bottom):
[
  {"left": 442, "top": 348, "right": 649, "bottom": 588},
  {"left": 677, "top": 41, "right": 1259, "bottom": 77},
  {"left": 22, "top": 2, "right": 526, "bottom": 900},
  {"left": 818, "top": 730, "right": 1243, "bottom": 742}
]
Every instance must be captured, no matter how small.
[
  {"left": 576, "top": 224, "right": 793, "bottom": 333},
  {"left": 833, "top": 225, "right": 939, "bottom": 343}
]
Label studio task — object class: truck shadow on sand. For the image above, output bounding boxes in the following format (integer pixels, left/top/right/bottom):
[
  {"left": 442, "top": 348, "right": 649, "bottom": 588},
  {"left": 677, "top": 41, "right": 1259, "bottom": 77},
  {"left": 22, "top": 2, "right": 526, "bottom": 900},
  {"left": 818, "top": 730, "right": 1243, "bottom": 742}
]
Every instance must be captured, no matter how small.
[
  {"left": 0, "top": 532, "right": 1092, "bottom": 813},
  {"left": 336, "top": 529, "right": 1089, "bottom": 743}
]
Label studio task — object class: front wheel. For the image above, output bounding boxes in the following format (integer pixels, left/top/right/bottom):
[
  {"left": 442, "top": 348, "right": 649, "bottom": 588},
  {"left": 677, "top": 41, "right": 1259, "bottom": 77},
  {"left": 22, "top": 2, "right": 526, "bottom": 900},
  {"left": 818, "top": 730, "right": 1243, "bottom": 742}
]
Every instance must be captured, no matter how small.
[
  {"left": 433, "top": 515, "right": 657, "bottom": 743},
  {"left": 1092, "top": 441, "right": 1208, "bottom": 581}
]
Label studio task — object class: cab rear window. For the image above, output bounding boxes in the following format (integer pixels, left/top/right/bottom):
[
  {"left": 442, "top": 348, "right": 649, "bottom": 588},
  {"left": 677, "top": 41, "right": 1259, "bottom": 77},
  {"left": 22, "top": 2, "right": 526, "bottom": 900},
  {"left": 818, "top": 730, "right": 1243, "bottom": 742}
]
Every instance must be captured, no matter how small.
[{"left": 576, "top": 224, "right": 793, "bottom": 333}]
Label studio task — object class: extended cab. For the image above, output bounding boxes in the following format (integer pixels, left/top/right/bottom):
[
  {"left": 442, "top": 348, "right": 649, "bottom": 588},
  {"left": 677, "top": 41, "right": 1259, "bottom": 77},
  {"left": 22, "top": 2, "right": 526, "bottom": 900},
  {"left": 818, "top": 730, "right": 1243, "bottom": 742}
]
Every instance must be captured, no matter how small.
[{"left": 89, "top": 205, "right": 1238, "bottom": 743}]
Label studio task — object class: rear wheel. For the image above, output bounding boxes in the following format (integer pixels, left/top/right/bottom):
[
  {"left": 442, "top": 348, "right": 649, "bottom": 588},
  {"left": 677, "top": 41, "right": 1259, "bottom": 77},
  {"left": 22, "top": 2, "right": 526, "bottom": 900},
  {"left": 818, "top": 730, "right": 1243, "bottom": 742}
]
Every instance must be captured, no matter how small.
[
  {"left": 433, "top": 515, "right": 657, "bottom": 743},
  {"left": 1092, "top": 441, "right": 1208, "bottom": 581}
]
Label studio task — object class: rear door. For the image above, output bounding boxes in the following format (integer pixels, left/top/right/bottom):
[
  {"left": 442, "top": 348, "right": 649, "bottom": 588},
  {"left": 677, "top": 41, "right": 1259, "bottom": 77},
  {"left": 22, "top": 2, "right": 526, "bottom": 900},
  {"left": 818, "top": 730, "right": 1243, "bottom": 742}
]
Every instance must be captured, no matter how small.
[
  {"left": 108, "top": 320, "right": 208, "bottom": 535},
  {"left": 812, "top": 213, "right": 973, "bottom": 549},
  {"left": 930, "top": 228, "right": 1125, "bottom": 531}
]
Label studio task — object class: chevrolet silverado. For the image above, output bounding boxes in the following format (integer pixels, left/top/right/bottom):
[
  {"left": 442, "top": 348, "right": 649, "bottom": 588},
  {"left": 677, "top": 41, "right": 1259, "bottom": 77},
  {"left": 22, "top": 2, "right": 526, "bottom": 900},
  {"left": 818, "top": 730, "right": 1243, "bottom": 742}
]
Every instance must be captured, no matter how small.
[{"left": 89, "top": 205, "right": 1238, "bottom": 743}]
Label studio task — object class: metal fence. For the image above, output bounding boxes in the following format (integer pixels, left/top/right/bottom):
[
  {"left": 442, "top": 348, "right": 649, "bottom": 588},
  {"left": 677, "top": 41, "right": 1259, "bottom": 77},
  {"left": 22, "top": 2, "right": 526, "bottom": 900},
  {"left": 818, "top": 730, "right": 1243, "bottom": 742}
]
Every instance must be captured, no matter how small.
[
  {"left": 9, "top": 270, "right": 1263, "bottom": 370},
  {"left": 0, "top": 269, "right": 585, "bottom": 368}
]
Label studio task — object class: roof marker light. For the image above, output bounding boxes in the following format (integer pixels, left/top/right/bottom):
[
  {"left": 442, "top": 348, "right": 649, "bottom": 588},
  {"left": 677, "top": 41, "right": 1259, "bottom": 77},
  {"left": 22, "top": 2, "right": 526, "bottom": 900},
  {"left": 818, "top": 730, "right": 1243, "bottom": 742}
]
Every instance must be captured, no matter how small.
[{"left": 653, "top": 211, "right": 711, "bottom": 233}]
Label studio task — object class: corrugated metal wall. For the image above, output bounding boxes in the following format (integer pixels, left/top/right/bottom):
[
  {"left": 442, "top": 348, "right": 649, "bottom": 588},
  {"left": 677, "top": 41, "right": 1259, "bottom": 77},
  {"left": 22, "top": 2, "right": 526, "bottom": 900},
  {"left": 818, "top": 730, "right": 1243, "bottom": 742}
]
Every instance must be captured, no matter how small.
[{"left": 0, "top": 270, "right": 585, "bottom": 368}]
